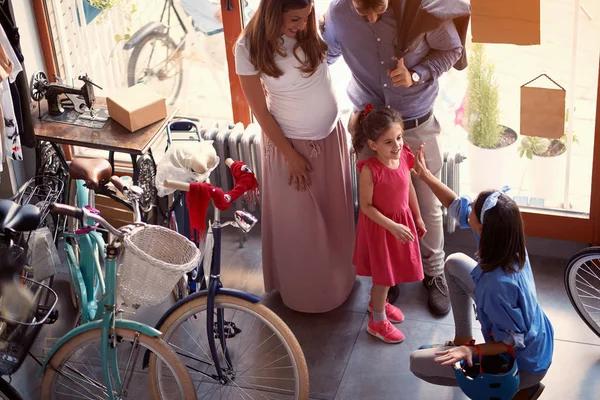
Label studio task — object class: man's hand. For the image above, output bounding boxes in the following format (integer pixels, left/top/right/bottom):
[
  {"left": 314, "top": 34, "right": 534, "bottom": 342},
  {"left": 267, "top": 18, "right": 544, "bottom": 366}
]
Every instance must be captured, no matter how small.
[
  {"left": 319, "top": 11, "right": 327, "bottom": 33},
  {"left": 387, "top": 58, "right": 413, "bottom": 88}
]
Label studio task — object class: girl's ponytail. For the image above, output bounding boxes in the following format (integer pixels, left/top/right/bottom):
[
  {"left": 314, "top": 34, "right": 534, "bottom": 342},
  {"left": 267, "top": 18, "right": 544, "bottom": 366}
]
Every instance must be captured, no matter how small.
[{"left": 351, "top": 104, "right": 374, "bottom": 154}]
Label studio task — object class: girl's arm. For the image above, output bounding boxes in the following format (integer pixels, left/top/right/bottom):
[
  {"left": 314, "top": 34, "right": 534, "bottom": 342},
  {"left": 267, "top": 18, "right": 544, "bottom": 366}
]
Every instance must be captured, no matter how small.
[
  {"left": 411, "top": 145, "right": 457, "bottom": 208},
  {"left": 360, "top": 165, "right": 415, "bottom": 243},
  {"left": 434, "top": 341, "right": 512, "bottom": 366},
  {"left": 408, "top": 179, "right": 426, "bottom": 237}
]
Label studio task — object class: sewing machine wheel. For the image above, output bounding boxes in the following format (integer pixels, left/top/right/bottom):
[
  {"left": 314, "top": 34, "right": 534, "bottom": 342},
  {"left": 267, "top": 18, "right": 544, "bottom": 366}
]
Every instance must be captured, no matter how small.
[
  {"left": 30, "top": 70, "right": 49, "bottom": 101},
  {"left": 136, "top": 154, "right": 157, "bottom": 213}
]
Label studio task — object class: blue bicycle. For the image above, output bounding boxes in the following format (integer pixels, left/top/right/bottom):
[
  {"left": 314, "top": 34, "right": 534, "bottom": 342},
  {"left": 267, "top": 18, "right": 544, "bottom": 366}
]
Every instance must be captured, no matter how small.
[{"left": 146, "top": 155, "right": 309, "bottom": 399}]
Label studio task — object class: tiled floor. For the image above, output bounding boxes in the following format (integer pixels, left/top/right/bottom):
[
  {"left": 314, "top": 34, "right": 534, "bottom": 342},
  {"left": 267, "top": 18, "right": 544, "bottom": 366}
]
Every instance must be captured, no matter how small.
[{"left": 7, "top": 229, "right": 600, "bottom": 399}]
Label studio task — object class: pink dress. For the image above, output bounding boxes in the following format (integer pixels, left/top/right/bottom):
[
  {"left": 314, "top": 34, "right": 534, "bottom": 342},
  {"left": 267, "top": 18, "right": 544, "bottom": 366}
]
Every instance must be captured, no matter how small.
[{"left": 353, "top": 144, "right": 423, "bottom": 286}]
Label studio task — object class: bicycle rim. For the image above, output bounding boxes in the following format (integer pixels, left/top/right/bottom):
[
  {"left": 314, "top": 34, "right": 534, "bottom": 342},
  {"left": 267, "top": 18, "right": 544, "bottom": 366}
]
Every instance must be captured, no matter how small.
[
  {"left": 149, "top": 295, "right": 309, "bottom": 399},
  {"left": 127, "top": 34, "right": 183, "bottom": 105},
  {"left": 564, "top": 247, "right": 600, "bottom": 338},
  {"left": 40, "top": 328, "right": 196, "bottom": 399}
]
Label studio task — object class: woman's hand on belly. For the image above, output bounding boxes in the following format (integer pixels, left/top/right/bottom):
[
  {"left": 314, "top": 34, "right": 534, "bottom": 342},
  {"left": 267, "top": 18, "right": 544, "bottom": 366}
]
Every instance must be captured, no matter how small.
[{"left": 286, "top": 152, "right": 313, "bottom": 191}]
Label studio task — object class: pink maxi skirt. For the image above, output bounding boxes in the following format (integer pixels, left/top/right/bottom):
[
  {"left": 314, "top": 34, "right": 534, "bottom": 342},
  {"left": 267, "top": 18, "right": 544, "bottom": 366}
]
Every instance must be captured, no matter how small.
[{"left": 261, "top": 120, "right": 356, "bottom": 313}]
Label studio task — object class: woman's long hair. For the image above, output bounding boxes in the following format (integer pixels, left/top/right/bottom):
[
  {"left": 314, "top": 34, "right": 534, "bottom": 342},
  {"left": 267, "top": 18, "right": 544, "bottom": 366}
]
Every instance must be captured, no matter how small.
[
  {"left": 473, "top": 191, "right": 527, "bottom": 273},
  {"left": 239, "top": 0, "right": 327, "bottom": 78}
]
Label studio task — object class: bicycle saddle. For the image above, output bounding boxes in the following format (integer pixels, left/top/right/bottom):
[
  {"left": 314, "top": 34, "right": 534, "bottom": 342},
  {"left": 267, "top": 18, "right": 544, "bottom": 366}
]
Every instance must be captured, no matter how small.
[
  {"left": 69, "top": 157, "right": 113, "bottom": 189},
  {"left": 0, "top": 199, "right": 40, "bottom": 232}
]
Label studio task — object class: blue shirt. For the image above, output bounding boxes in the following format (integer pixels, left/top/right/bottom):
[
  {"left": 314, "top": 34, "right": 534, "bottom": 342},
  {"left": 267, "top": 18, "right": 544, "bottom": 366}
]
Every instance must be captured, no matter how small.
[
  {"left": 448, "top": 197, "right": 554, "bottom": 374},
  {"left": 322, "top": 0, "right": 463, "bottom": 119}
]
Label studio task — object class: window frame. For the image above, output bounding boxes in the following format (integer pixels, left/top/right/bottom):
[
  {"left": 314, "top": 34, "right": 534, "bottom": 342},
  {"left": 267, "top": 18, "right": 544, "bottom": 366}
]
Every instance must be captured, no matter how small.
[{"left": 32, "top": 0, "right": 600, "bottom": 244}]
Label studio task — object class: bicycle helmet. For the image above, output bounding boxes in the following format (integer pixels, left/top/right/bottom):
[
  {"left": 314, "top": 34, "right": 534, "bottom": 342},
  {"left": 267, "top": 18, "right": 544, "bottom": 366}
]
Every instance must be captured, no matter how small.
[{"left": 453, "top": 345, "right": 520, "bottom": 400}]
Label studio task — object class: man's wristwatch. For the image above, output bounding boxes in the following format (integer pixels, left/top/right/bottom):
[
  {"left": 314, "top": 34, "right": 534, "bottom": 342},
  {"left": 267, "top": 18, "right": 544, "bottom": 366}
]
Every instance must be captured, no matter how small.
[{"left": 411, "top": 70, "right": 421, "bottom": 84}]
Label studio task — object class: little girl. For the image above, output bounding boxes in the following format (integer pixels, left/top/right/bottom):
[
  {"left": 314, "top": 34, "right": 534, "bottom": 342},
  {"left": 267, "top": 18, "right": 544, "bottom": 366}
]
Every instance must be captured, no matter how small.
[
  {"left": 409, "top": 146, "right": 553, "bottom": 399},
  {"left": 352, "top": 106, "right": 426, "bottom": 344}
]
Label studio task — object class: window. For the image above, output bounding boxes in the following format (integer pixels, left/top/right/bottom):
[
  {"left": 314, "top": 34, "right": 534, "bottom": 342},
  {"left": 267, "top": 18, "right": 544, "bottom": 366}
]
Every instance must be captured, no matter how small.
[{"left": 45, "top": 0, "right": 234, "bottom": 123}]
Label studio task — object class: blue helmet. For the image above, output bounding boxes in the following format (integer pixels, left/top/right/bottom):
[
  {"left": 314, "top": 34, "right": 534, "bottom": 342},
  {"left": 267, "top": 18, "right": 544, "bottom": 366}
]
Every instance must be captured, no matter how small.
[{"left": 453, "top": 352, "right": 520, "bottom": 400}]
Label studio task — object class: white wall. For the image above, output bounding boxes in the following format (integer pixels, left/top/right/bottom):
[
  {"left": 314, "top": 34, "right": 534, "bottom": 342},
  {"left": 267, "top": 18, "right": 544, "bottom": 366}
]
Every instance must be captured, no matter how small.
[{"left": 12, "top": 0, "right": 46, "bottom": 75}]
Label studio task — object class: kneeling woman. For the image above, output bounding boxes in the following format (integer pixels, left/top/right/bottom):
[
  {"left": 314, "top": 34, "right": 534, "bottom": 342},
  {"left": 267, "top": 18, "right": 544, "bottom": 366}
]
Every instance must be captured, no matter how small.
[{"left": 409, "top": 146, "right": 553, "bottom": 399}]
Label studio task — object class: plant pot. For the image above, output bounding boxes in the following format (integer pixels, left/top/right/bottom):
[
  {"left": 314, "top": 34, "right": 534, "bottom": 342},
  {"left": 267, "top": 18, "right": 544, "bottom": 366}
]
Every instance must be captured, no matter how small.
[
  {"left": 82, "top": 0, "right": 103, "bottom": 25},
  {"left": 468, "top": 126, "right": 519, "bottom": 195},
  {"left": 528, "top": 152, "right": 566, "bottom": 204}
]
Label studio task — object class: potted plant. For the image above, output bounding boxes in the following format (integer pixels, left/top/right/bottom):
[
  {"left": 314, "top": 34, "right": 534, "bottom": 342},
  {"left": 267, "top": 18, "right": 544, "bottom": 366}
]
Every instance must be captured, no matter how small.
[
  {"left": 466, "top": 43, "right": 518, "bottom": 194},
  {"left": 82, "top": 0, "right": 119, "bottom": 25},
  {"left": 518, "top": 125, "right": 578, "bottom": 204}
]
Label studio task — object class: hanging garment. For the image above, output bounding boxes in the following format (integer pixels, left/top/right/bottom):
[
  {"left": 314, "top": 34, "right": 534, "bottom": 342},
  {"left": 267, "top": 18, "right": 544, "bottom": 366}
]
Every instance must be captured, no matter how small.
[
  {"left": 0, "top": 29, "right": 23, "bottom": 162},
  {"left": 0, "top": 0, "right": 35, "bottom": 148}
]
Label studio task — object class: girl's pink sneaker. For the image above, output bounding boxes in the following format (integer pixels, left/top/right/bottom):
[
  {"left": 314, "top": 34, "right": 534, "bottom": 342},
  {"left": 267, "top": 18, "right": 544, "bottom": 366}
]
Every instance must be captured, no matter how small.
[
  {"left": 368, "top": 300, "right": 405, "bottom": 323},
  {"left": 367, "top": 316, "right": 405, "bottom": 343}
]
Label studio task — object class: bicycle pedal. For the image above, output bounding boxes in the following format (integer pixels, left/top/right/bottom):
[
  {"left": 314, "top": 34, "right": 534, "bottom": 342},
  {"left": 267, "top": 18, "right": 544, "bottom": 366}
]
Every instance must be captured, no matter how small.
[
  {"left": 38, "top": 306, "right": 59, "bottom": 324},
  {"left": 213, "top": 321, "right": 241, "bottom": 339}
]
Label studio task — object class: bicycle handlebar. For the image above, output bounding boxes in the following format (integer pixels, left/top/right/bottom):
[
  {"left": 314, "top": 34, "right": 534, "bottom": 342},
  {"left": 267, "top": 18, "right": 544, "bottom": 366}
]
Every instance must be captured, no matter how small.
[
  {"left": 50, "top": 204, "right": 124, "bottom": 237},
  {"left": 164, "top": 157, "right": 238, "bottom": 193}
]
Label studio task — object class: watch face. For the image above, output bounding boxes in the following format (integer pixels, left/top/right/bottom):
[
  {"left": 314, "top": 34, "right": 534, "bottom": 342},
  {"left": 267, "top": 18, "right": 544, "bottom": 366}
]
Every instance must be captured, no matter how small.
[{"left": 412, "top": 72, "right": 420, "bottom": 82}]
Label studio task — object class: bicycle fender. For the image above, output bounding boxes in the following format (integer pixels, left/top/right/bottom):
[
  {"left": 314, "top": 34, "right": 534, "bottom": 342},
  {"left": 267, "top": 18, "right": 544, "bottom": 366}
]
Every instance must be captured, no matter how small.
[
  {"left": 123, "top": 22, "right": 167, "bottom": 50},
  {"left": 141, "top": 288, "right": 261, "bottom": 368},
  {"left": 153, "top": 288, "right": 261, "bottom": 333},
  {"left": 38, "top": 320, "right": 162, "bottom": 377}
]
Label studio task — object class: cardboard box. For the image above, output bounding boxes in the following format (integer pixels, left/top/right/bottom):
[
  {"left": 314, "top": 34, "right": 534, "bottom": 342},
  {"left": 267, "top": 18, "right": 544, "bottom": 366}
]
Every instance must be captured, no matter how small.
[{"left": 106, "top": 84, "right": 167, "bottom": 132}]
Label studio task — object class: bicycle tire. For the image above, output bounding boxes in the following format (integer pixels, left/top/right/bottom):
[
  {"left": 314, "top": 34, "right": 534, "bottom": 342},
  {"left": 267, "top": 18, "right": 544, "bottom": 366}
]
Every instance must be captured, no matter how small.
[
  {"left": 148, "top": 294, "right": 309, "bottom": 399},
  {"left": 127, "top": 34, "right": 184, "bottom": 106},
  {"left": 0, "top": 379, "right": 23, "bottom": 400},
  {"left": 40, "top": 327, "right": 196, "bottom": 399},
  {"left": 564, "top": 246, "right": 600, "bottom": 338}
]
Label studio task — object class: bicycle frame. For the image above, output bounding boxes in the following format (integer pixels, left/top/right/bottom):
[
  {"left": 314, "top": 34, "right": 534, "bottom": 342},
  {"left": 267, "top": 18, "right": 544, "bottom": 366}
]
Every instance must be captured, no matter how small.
[
  {"left": 147, "top": 202, "right": 261, "bottom": 382},
  {"left": 41, "top": 205, "right": 162, "bottom": 400}
]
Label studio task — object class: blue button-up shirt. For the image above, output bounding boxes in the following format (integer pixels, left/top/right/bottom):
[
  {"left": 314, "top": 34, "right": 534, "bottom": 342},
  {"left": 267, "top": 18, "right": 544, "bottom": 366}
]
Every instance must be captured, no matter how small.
[{"left": 323, "top": 0, "right": 463, "bottom": 120}]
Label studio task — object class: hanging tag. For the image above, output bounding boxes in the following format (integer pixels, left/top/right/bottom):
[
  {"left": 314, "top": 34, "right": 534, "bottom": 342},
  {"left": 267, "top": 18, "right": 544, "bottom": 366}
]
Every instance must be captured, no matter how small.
[{"left": 520, "top": 74, "right": 566, "bottom": 139}]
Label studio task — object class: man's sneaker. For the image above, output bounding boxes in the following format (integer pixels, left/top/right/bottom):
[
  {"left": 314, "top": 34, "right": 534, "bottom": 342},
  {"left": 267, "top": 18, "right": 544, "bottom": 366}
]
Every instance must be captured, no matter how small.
[
  {"left": 387, "top": 284, "right": 400, "bottom": 304},
  {"left": 418, "top": 340, "right": 455, "bottom": 350},
  {"left": 367, "top": 316, "right": 405, "bottom": 343},
  {"left": 424, "top": 274, "right": 451, "bottom": 315},
  {"left": 368, "top": 300, "right": 405, "bottom": 323}
]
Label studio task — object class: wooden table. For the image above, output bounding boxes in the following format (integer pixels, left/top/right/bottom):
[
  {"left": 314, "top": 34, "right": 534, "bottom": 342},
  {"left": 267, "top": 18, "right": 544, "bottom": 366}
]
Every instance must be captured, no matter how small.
[
  {"left": 33, "top": 97, "right": 176, "bottom": 155},
  {"left": 33, "top": 97, "right": 177, "bottom": 216}
]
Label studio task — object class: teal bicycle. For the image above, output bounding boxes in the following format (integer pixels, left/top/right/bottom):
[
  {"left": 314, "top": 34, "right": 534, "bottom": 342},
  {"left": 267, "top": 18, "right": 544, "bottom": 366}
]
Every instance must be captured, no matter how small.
[{"left": 40, "top": 165, "right": 198, "bottom": 399}]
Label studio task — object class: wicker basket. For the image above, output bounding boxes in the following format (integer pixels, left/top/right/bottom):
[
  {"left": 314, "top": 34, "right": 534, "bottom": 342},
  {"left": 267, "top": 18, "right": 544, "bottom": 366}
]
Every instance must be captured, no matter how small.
[{"left": 118, "top": 225, "right": 201, "bottom": 306}]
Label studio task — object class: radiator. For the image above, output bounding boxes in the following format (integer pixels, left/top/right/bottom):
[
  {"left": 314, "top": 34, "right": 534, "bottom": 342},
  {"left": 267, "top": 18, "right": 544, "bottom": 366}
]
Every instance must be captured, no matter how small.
[
  {"left": 441, "top": 151, "right": 466, "bottom": 233},
  {"left": 349, "top": 149, "right": 466, "bottom": 234}
]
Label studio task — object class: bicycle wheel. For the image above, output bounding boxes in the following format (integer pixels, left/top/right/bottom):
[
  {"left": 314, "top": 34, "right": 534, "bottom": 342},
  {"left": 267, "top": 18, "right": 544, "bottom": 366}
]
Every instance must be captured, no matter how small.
[
  {"left": 0, "top": 379, "right": 22, "bottom": 400},
  {"left": 127, "top": 34, "right": 184, "bottom": 106},
  {"left": 40, "top": 328, "right": 196, "bottom": 399},
  {"left": 148, "top": 295, "right": 309, "bottom": 399},
  {"left": 564, "top": 247, "right": 600, "bottom": 338}
]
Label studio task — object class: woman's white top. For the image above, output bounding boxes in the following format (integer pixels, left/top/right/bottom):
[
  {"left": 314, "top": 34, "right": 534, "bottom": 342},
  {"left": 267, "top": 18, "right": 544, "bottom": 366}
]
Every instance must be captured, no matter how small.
[{"left": 235, "top": 35, "right": 338, "bottom": 140}]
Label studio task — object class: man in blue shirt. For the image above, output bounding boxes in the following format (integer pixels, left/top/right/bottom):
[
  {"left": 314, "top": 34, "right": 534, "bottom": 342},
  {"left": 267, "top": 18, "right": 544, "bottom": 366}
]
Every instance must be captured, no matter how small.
[{"left": 322, "top": 0, "right": 465, "bottom": 315}]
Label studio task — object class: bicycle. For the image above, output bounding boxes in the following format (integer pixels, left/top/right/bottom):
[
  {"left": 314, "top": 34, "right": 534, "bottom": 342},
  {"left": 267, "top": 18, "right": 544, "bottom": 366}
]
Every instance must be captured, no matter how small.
[
  {"left": 124, "top": 0, "right": 254, "bottom": 105},
  {"left": 43, "top": 173, "right": 198, "bottom": 399},
  {"left": 0, "top": 199, "right": 59, "bottom": 400},
  {"left": 160, "top": 119, "right": 210, "bottom": 301},
  {"left": 564, "top": 246, "right": 600, "bottom": 338},
  {"left": 145, "top": 156, "right": 309, "bottom": 399}
]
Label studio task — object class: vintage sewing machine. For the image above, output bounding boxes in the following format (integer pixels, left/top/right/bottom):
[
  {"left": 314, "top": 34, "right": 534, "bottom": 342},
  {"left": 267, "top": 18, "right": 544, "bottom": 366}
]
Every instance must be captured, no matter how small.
[{"left": 30, "top": 71, "right": 110, "bottom": 129}]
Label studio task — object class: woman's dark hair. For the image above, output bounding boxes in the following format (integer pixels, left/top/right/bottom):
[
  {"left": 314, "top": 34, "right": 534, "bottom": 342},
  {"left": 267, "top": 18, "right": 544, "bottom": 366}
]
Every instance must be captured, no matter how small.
[
  {"left": 351, "top": 107, "right": 403, "bottom": 153},
  {"left": 239, "top": 0, "right": 327, "bottom": 78},
  {"left": 473, "top": 190, "right": 526, "bottom": 274}
]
